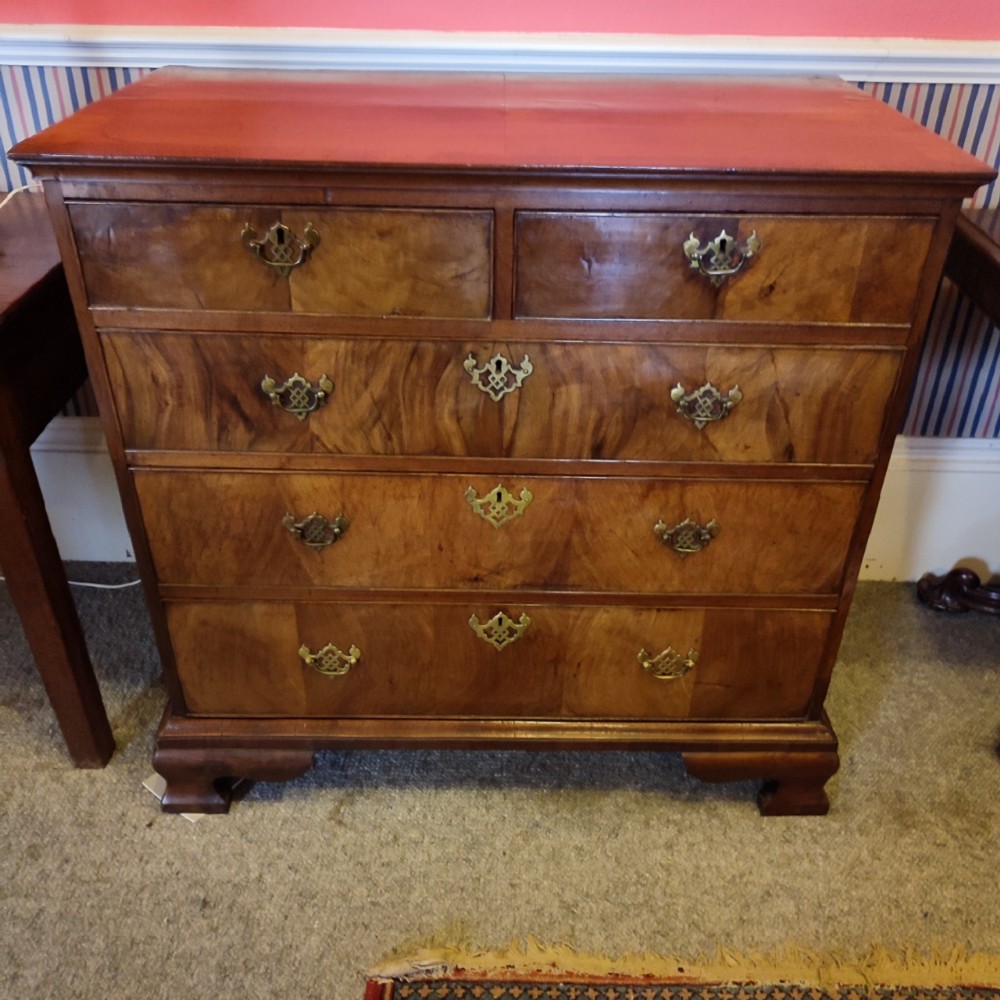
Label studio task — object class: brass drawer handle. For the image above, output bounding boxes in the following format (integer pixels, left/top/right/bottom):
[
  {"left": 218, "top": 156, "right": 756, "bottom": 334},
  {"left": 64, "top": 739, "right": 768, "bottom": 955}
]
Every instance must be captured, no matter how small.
[
  {"left": 654, "top": 517, "right": 719, "bottom": 558},
  {"left": 683, "top": 228, "right": 760, "bottom": 286},
  {"left": 465, "top": 484, "right": 533, "bottom": 528},
  {"left": 261, "top": 372, "right": 333, "bottom": 420},
  {"left": 283, "top": 512, "right": 349, "bottom": 551},
  {"left": 670, "top": 381, "right": 742, "bottom": 429},
  {"left": 242, "top": 221, "right": 320, "bottom": 276},
  {"left": 639, "top": 646, "right": 699, "bottom": 681},
  {"left": 464, "top": 351, "right": 533, "bottom": 401},
  {"left": 469, "top": 611, "right": 532, "bottom": 650},
  {"left": 298, "top": 643, "right": 361, "bottom": 677}
]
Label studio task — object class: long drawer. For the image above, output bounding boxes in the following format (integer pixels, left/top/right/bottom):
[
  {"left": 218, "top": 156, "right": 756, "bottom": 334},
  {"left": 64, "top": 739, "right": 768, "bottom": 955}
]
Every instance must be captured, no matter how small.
[
  {"left": 136, "top": 470, "right": 863, "bottom": 595},
  {"left": 165, "top": 600, "right": 833, "bottom": 719},
  {"left": 515, "top": 212, "right": 934, "bottom": 324},
  {"left": 69, "top": 203, "right": 494, "bottom": 318},
  {"left": 104, "top": 332, "right": 902, "bottom": 465}
]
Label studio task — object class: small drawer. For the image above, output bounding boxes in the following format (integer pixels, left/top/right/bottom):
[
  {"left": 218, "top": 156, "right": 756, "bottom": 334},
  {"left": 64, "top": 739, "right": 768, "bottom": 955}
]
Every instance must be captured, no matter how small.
[
  {"left": 136, "top": 470, "right": 864, "bottom": 597},
  {"left": 165, "top": 599, "right": 833, "bottom": 720},
  {"left": 514, "top": 212, "right": 934, "bottom": 324},
  {"left": 104, "top": 332, "right": 902, "bottom": 466},
  {"left": 69, "top": 202, "right": 493, "bottom": 318}
]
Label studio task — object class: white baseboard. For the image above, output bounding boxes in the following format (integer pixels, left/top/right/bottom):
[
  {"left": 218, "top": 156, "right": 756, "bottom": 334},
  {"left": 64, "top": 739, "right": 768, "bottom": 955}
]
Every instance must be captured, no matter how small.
[
  {"left": 29, "top": 416, "right": 1000, "bottom": 580},
  {"left": 861, "top": 436, "right": 1000, "bottom": 581},
  {"left": 2, "top": 26, "right": 999, "bottom": 82}
]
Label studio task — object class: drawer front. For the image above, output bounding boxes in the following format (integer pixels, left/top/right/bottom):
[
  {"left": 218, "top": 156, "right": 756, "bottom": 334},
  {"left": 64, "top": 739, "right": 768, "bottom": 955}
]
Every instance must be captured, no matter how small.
[
  {"left": 136, "top": 471, "right": 863, "bottom": 596},
  {"left": 69, "top": 203, "right": 493, "bottom": 318},
  {"left": 515, "top": 213, "right": 934, "bottom": 324},
  {"left": 166, "top": 600, "right": 832, "bottom": 720},
  {"left": 104, "top": 332, "right": 901, "bottom": 465}
]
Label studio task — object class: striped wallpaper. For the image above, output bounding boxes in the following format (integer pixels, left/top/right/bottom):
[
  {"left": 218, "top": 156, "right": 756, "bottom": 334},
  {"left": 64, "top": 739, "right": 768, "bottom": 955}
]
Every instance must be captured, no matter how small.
[
  {"left": 1, "top": 65, "right": 998, "bottom": 436},
  {"left": 859, "top": 82, "right": 1000, "bottom": 438},
  {"left": 1, "top": 65, "right": 149, "bottom": 191}
]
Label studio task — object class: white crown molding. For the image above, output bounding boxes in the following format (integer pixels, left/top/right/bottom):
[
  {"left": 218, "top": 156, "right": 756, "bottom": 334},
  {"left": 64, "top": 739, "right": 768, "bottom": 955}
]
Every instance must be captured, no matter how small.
[{"left": 1, "top": 25, "right": 999, "bottom": 82}]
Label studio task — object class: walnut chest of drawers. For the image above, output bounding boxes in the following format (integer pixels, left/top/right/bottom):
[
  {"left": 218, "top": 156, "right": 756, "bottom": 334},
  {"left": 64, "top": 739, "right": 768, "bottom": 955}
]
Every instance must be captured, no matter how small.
[{"left": 14, "top": 69, "right": 993, "bottom": 814}]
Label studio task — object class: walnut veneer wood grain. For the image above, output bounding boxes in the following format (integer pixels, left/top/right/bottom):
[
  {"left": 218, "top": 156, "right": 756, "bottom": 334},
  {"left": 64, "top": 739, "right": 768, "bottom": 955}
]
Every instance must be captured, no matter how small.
[
  {"left": 70, "top": 203, "right": 493, "bottom": 318},
  {"left": 15, "top": 69, "right": 993, "bottom": 813},
  {"left": 515, "top": 214, "right": 934, "bottom": 324},
  {"left": 102, "top": 333, "right": 902, "bottom": 465},
  {"left": 135, "top": 470, "right": 863, "bottom": 595},
  {"left": 165, "top": 600, "right": 830, "bottom": 720}
]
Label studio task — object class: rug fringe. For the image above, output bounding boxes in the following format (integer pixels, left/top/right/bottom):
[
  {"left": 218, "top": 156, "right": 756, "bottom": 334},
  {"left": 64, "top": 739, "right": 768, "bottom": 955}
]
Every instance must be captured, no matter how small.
[{"left": 370, "top": 939, "right": 1000, "bottom": 987}]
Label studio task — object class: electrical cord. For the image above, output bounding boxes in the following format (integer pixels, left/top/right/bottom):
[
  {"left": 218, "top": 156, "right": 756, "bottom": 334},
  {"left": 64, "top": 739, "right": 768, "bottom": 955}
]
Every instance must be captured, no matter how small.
[{"left": 0, "top": 183, "right": 37, "bottom": 211}]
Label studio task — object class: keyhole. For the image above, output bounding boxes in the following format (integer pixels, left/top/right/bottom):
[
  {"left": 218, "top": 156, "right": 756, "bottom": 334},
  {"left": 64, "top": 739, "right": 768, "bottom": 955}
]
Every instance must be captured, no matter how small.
[{"left": 495, "top": 359, "right": 504, "bottom": 374}]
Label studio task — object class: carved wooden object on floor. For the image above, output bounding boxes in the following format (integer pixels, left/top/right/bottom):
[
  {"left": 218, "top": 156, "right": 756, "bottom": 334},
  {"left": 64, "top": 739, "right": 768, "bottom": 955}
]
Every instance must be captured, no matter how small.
[
  {"left": 13, "top": 70, "right": 993, "bottom": 813},
  {"left": 917, "top": 569, "right": 1000, "bottom": 616}
]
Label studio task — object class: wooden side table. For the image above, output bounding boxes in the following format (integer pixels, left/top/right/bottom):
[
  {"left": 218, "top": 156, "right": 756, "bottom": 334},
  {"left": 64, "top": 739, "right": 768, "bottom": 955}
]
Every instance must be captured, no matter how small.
[
  {"left": 946, "top": 207, "right": 1000, "bottom": 319},
  {"left": 917, "top": 207, "right": 1000, "bottom": 616},
  {"left": 0, "top": 191, "right": 114, "bottom": 765}
]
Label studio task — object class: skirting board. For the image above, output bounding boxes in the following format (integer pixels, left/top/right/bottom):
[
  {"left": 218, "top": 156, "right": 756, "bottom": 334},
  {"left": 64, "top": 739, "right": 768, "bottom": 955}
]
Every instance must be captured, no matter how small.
[
  {"left": 30, "top": 416, "right": 134, "bottom": 564},
  {"left": 27, "top": 417, "right": 1000, "bottom": 580},
  {"left": 861, "top": 435, "right": 1000, "bottom": 582}
]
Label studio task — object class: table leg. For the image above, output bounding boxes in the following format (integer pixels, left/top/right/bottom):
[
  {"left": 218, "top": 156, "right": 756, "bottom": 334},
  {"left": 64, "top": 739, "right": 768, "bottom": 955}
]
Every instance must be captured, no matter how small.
[{"left": 0, "top": 439, "right": 114, "bottom": 766}]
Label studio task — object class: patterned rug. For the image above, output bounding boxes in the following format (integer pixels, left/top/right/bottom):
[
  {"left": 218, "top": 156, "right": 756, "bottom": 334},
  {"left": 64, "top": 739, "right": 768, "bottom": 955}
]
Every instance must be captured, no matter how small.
[
  {"left": 366, "top": 980, "right": 1000, "bottom": 1000},
  {"left": 366, "top": 944, "right": 1000, "bottom": 1000}
]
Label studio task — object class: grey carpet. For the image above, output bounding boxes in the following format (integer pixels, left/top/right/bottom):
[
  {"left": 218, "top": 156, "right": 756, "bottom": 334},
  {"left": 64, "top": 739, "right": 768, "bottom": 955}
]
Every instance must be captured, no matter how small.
[{"left": 1, "top": 566, "right": 997, "bottom": 999}]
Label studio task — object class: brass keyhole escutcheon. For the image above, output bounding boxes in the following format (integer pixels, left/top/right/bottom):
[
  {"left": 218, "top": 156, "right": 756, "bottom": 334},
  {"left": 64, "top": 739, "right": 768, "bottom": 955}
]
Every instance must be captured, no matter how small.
[
  {"left": 464, "top": 351, "right": 533, "bottom": 401},
  {"left": 242, "top": 221, "right": 320, "bottom": 277},
  {"left": 469, "top": 611, "right": 532, "bottom": 650},
  {"left": 683, "top": 228, "right": 761, "bottom": 286},
  {"left": 465, "top": 484, "right": 533, "bottom": 528}
]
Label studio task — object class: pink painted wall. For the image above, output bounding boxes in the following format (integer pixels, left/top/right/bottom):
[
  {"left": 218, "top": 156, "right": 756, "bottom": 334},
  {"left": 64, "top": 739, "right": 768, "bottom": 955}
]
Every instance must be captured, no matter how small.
[{"left": 3, "top": 0, "right": 1000, "bottom": 39}]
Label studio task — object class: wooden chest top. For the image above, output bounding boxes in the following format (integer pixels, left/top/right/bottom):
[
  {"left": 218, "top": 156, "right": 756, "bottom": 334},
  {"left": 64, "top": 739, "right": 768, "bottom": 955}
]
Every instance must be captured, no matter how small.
[{"left": 11, "top": 68, "right": 993, "bottom": 188}]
